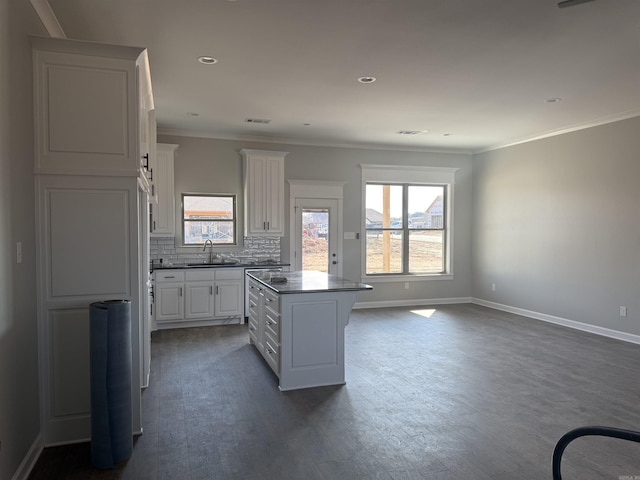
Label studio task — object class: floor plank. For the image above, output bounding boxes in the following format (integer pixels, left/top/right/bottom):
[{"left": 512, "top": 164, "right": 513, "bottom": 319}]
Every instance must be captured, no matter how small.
[{"left": 28, "top": 304, "right": 640, "bottom": 479}]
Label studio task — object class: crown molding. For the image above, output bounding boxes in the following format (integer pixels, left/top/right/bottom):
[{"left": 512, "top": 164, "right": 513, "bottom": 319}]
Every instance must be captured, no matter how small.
[
  {"left": 30, "top": 0, "right": 66, "bottom": 38},
  {"left": 156, "top": 127, "right": 473, "bottom": 155},
  {"left": 477, "top": 110, "right": 640, "bottom": 154}
]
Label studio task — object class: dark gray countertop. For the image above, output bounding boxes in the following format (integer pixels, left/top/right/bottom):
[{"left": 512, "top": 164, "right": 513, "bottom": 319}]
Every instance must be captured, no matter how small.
[
  {"left": 152, "top": 262, "right": 289, "bottom": 271},
  {"left": 247, "top": 270, "right": 373, "bottom": 295}
]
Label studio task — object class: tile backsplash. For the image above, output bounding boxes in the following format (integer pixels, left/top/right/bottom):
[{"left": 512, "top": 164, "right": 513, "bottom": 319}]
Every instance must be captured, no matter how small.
[{"left": 150, "top": 236, "right": 281, "bottom": 266}]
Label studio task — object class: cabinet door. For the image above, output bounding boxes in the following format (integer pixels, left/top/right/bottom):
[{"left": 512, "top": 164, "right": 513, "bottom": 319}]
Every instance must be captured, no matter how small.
[
  {"left": 245, "top": 155, "right": 268, "bottom": 234},
  {"left": 215, "top": 280, "right": 243, "bottom": 317},
  {"left": 241, "top": 150, "right": 287, "bottom": 236},
  {"left": 264, "top": 156, "right": 285, "bottom": 235},
  {"left": 156, "top": 283, "right": 184, "bottom": 321},
  {"left": 33, "top": 40, "right": 145, "bottom": 176},
  {"left": 185, "top": 282, "right": 215, "bottom": 320},
  {"left": 151, "top": 144, "right": 177, "bottom": 236}
]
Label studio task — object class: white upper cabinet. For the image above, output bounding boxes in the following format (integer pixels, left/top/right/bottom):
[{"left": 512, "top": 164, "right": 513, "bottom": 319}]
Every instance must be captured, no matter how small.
[
  {"left": 241, "top": 149, "right": 287, "bottom": 236},
  {"left": 151, "top": 143, "right": 178, "bottom": 236},
  {"left": 33, "top": 36, "right": 155, "bottom": 177}
]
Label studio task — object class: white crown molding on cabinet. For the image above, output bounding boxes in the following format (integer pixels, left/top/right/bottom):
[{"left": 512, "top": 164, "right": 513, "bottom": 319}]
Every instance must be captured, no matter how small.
[{"left": 29, "top": 0, "right": 66, "bottom": 38}]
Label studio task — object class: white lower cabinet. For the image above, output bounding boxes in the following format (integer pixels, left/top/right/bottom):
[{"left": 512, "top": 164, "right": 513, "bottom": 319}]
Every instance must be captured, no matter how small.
[
  {"left": 214, "top": 268, "right": 243, "bottom": 317},
  {"left": 185, "top": 282, "right": 214, "bottom": 320},
  {"left": 153, "top": 268, "right": 243, "bottom": 327},
  {"left": 156, "top": 283, "right": 184, "bottom": 321}
]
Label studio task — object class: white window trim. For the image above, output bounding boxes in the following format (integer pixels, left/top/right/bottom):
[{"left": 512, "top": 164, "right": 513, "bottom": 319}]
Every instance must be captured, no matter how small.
[
  {"left": 360, "top": 164, "right": 458, "bottom": 282},
  {"left": 180, "top": 192, "right": 238, "bottom": 247}
]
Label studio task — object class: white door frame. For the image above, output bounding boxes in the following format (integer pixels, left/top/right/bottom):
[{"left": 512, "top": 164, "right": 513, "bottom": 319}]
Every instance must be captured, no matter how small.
[{"left": 288, "top": 180, "right": 346, "bottom": 277}]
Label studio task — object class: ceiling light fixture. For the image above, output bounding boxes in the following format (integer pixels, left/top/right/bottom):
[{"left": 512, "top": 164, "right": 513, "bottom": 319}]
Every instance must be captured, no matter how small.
[
  {"left": 197, "top": 56, "right": 218, "bottom": 65},
  {"left": 357, "top": 76, "right": 376, "bottom": 84},
  {"left": 244, "top": 118, "right": 271, "bottom": 124}
]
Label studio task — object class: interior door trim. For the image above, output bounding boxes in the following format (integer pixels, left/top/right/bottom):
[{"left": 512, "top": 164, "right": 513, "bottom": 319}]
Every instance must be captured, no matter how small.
[{"left": 288, "top": 180, "right": 345, "bottom": 277}]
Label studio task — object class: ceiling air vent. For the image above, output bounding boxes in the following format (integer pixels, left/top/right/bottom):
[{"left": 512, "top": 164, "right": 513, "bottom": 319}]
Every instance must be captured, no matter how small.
[
  {"left": 396, "top": 130, "right": 422, "bottom": 135},
  {"left": 245, "top": 118, "right": 271, "bottom": 124}
]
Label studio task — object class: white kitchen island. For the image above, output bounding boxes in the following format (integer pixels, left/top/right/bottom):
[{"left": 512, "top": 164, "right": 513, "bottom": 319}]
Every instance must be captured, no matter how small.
[{"left": 246, "top": 270, "right": 372, "bottom": 391}]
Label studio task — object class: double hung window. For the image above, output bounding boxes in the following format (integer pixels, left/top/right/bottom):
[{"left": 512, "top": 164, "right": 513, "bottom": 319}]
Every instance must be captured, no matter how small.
[
  {"left": 365, "top": 184, "right": 446, "bottom": 275},
  {"left": 361, "top": 165, "right": 457, "bottom": 279},
  {"left": 182, "top": 194, "right": 236, "bottom": 245}
]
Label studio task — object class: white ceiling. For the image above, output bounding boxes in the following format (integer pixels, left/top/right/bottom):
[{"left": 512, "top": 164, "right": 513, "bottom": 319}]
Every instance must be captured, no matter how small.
[{"left": 46, "top": 0, "right": 640, "bottom": 153}]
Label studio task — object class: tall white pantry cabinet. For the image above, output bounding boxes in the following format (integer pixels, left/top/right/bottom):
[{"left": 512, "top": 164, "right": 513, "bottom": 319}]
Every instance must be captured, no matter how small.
[{"left": 32, "top": 36, "right": 155, "bottom": 445}]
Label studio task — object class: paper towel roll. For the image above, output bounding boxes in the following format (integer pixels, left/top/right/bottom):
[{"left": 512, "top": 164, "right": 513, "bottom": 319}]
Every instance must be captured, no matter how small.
[{"left": 90, "top": 300, "right": 133, "bottom": 469}]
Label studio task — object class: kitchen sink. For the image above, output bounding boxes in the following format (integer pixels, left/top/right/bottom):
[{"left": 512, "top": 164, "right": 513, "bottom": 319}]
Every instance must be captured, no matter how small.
[{"left": 187, "top": 260, "right": 240, "bottom": 266}]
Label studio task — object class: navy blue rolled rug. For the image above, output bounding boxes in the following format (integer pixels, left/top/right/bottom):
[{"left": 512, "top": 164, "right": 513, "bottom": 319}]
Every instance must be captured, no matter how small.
[{"left": 90, "top": 300, "right": 133, "bottom": 469}]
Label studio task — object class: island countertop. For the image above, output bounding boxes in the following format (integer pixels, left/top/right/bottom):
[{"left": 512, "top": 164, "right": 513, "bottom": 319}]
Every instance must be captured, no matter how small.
[{"left": 246, "top": 270, "right": 372, "bottom": 295}]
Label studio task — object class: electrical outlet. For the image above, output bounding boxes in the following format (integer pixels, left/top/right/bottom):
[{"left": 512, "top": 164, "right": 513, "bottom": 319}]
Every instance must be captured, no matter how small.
[
  {"left": 16, "top": 242, "right": 22, "bottom": 264},
  {"left": 620, "top": 306, "right": 627, "bottom": 317}
]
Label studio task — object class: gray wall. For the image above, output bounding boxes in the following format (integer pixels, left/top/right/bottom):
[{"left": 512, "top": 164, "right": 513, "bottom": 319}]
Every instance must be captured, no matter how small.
[
  {"left": 1, "top": 0, "right": 46, "bottom": 478},
  {"left": 159, "top": 134, "right": 474, "bottom": 304},
  {"left": 472, "top": 116, "right": 640, "bottom": 336}
]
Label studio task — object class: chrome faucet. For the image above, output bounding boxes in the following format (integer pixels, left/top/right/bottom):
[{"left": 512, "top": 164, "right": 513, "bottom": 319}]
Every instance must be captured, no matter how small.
[{"left": 202, "top": 239, "right": 214, "bottom": 263}]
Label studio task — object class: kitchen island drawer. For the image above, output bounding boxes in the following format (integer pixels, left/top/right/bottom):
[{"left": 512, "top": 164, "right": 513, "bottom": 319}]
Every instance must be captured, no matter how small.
[
  {"left": 264, "top": 289, "right": 279, "bottom": 310},
  {"left": 264, "top": 307, "right": 280, "bottom": 341},
  {"left": 264, "top": 337, "right": 280, "bottom": 375}
]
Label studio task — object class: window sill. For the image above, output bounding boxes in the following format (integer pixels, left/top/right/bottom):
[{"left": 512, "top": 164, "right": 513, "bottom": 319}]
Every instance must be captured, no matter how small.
[{"left": 362, "top": 274, "right": 453, "bottom": 283}]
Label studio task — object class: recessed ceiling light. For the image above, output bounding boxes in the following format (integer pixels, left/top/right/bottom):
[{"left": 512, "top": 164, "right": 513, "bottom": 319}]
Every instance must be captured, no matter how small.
[
  {"left": 357, "top": 76, "right": 376, "bottom": 84},
  {"left": 198, "top": 56, "right": 218, "bottom": 65},
  {"left": 545, "top": 97, "right": 562, "bottom": 103}
]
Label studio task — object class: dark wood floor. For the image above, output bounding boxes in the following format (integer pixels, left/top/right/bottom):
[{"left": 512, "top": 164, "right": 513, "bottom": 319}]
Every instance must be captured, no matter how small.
[{"left": 28, "top": 304, "right": 640, "bottom": 479}]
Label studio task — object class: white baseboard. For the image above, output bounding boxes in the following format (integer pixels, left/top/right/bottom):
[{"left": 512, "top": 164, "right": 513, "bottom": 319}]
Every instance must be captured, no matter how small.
[
  {"left": 12, "top": 434, "right": 43, "bottom": 480},
  {"left": 354, "top": 297, "right": 472, "bottom": 310},
  {"left": 472, "top": 297, "right": 640, "bottom": 345},
  {"left": 353, "top": 296, "right": 640, "bottom": 345}
]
